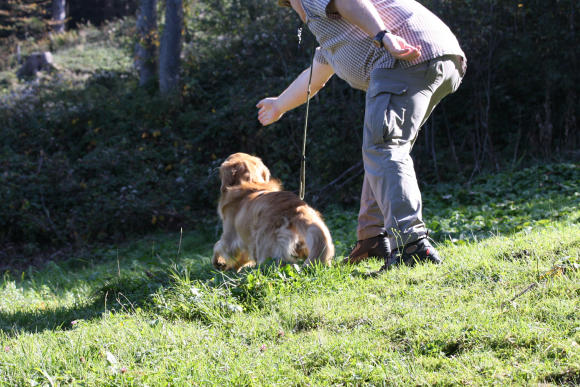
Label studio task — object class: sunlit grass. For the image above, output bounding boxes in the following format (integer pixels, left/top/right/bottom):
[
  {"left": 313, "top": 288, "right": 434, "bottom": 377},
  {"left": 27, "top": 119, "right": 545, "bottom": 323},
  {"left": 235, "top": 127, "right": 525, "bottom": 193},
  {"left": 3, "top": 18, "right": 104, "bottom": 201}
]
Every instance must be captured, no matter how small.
[
  {"left": 0, "top": 19, "right": 134, "bottom": 99},
  {"left": 53, "top": 44, "right": 132, "bottom": 74}
]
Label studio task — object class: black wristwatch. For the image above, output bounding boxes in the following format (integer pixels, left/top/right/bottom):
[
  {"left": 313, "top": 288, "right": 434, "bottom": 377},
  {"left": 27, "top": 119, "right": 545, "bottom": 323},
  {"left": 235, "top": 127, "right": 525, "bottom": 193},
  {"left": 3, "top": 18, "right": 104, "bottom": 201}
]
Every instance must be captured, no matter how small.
[{"left": 372, "top": 29, "right": 390, "bottom": 48}]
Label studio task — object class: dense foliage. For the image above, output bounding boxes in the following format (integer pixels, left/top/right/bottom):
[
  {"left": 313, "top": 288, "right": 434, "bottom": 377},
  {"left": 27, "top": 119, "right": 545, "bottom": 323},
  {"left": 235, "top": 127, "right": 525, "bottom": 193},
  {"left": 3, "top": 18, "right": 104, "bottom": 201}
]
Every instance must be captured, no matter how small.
[{"left": 0, "top": 0, "right": 578, "bottom": 250}]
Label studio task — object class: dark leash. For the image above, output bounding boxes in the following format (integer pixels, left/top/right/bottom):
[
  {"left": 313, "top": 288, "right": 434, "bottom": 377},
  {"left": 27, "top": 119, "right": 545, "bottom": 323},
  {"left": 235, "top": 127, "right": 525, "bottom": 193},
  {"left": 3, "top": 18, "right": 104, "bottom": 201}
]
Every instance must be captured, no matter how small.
[{"left": 298, "top": 25, "right": 317, "bottom": 200}]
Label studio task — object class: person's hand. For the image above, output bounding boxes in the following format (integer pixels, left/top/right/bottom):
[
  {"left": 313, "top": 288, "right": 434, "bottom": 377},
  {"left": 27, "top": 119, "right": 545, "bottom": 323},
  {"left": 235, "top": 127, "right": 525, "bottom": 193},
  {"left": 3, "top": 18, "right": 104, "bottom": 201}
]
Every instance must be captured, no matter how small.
[
  {"left": 382, "top": 33, "right": 421, "bottom": 61},
  {"left": 256, "top": 97, "right": 284, "bottom": 126}
]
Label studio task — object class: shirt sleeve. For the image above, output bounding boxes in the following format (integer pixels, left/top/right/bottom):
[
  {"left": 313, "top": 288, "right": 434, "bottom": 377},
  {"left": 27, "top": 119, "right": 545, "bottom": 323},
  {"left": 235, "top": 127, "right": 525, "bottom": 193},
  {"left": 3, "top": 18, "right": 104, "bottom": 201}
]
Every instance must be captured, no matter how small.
[
  {"left": 314, "top": 47, "right": 329, "bottom": 65},
  {"left": 301, "top": 0, "right": 333, "bottom": 18}
]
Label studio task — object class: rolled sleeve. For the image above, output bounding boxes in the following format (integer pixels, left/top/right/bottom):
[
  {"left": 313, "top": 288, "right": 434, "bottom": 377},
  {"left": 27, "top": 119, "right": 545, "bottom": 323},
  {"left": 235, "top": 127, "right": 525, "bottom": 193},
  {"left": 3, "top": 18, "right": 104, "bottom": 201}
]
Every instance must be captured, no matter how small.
[
  {"left": 302, "top": 0, "right": 332, "bottom": 18},
  {"left": 314, "top": 47, "right": 329, "bottom": 65}
]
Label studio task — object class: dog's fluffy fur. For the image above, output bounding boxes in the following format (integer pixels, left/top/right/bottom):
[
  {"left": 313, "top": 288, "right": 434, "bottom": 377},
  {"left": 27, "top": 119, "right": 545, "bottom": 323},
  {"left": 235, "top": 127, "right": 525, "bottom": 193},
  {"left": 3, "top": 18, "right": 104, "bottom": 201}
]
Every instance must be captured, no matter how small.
[{"left": 212, "top": 153, "right": 334, "bottom": 272}]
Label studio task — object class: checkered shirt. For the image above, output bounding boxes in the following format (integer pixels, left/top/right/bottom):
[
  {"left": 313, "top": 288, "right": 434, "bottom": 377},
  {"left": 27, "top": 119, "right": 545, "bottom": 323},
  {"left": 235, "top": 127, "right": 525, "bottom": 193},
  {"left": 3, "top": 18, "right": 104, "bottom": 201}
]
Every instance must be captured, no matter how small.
[{"left": 302, "top": 0, "right": 466, "bottom": 91}]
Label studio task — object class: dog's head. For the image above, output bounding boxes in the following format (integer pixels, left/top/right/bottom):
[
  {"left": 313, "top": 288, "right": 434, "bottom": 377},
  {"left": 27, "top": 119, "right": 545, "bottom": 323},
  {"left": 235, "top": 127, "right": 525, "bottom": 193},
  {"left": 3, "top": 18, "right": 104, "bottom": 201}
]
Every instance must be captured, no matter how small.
[{"left": 219, "top": 153, "right": 271, "bottom": 192}]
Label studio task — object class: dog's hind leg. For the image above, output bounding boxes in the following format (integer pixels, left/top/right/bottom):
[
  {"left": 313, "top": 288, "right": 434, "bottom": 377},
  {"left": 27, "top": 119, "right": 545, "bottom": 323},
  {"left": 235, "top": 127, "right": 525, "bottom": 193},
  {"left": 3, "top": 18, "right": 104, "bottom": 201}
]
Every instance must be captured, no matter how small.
[
  {"left": 303, "top": 221, "right": 334, "bottom": 266},
  {"left": 251, "top": 243, "right": 271, "bottom": 267}
]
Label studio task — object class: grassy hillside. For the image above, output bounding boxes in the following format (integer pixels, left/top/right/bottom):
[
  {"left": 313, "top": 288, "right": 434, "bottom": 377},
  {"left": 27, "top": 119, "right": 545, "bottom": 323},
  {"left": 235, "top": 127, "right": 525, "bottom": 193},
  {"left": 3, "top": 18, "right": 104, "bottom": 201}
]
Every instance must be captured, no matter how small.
[
  {"left": 0, "top": 10, "right": 578, "bottom": 385},
  {"left": 0, "top": 164, "right": 578, "bottom": 385}
]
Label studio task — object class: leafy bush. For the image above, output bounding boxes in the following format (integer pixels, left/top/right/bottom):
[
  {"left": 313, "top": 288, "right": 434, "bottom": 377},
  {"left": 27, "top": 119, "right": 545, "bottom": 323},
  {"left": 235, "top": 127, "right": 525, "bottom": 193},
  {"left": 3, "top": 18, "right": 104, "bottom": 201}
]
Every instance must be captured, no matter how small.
[
  {"left": 422, "top": 163, "right": 580, "bottom": 243},
  {"left": 0, "top": 76, "right": 221, "bottom": 245}
]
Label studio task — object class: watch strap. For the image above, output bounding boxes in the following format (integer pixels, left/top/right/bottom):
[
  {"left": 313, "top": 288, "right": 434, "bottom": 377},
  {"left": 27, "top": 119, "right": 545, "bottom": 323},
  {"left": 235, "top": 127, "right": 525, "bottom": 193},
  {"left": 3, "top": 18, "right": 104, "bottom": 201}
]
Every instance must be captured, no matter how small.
[{"left": 373, "top": 29, "right": 390, "bottom": 48}]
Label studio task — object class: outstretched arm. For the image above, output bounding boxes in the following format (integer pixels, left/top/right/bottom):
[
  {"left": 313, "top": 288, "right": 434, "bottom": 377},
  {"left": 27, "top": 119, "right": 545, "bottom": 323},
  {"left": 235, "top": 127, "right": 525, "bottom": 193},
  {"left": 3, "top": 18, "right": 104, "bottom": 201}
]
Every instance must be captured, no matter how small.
[
  {"left": 329, "top": 0, "right": 421, "bottom": 61},
  {"left": 256, "top": 59, "right": 335, "bottom": 126}
]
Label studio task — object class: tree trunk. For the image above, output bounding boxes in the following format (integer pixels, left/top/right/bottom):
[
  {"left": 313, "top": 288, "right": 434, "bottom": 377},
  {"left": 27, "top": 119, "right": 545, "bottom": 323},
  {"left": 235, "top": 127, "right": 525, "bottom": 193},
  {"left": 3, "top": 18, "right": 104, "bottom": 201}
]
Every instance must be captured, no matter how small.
[
  {"left": 136, "top": 0, "right": 158, "bottom": 87},
  {"left": 103, "top": 0, "right": 115, "bottom": 21},
  {"left": 159, "top": 0, "right": 183, "bottom": 95},
  {"left": 52, "top": 0, "right": 66, "bottom": 34}
]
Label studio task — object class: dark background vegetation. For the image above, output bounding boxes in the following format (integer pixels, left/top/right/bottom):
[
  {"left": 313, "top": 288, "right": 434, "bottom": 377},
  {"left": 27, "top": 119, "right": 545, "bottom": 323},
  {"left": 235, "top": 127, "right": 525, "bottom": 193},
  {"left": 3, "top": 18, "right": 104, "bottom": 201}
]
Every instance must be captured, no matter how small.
[{"left": 0, "top": 0, "right": 578, "bottom": 256}]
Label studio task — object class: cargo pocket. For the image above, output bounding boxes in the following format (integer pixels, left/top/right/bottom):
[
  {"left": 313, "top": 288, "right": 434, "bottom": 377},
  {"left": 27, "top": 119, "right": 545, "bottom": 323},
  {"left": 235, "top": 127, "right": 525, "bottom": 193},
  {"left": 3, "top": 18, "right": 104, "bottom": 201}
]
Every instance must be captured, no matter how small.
[{"left": 364, "top": 81, "right": 408, "bottom": 145}]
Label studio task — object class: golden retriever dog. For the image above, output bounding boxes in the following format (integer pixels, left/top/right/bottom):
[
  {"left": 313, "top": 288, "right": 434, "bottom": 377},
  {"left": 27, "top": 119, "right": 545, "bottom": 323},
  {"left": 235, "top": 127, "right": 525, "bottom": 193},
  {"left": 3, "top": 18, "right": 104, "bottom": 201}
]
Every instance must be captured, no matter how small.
[{"left": 212, "top": 153, "right": 334, "bottom": 272}]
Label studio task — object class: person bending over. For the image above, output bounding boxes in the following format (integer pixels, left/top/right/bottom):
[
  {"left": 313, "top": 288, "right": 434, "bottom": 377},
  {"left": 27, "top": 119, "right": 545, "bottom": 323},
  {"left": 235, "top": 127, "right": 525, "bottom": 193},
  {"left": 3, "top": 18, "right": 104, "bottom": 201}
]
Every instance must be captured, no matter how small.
[{"left": 257, "top": 0, "right": 466, "bottom": 269}]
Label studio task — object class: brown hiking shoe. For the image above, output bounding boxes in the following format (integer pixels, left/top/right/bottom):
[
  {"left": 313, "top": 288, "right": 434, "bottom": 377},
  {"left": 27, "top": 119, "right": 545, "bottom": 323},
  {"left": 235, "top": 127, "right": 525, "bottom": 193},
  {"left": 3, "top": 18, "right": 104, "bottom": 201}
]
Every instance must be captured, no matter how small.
[{"left": 343, "top": 234, "right": 390, "bottom": 265}]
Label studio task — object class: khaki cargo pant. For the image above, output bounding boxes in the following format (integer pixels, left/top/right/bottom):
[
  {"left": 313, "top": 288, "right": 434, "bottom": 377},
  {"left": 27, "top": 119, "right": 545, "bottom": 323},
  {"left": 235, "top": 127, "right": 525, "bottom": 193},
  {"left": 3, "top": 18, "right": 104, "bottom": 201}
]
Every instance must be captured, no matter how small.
[{"left": 358, "top": 55, "right": 465, "bottom": 250}]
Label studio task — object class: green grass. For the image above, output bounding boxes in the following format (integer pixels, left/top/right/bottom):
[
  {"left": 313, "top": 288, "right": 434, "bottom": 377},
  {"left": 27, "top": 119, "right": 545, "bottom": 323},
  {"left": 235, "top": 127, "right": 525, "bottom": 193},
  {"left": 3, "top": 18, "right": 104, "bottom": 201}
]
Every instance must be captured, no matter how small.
[
  {"left": 0, "top": 19, "right": 133, "bottom": 97},
  {"left": 1, "top": 9, "right": 578, "bottom": 385},
  {"left": 1, "top": 165, "right": 579, "bottom": 385},
  {"left": 53, "top": 44, "right": 132, "bottom": 74}
]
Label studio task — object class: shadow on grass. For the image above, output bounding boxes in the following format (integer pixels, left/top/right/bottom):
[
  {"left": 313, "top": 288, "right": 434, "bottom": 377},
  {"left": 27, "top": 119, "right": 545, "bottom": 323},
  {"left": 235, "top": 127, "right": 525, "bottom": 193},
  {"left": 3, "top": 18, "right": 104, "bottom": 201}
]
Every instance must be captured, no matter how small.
[
  {"left": 0, "top": 247, "right": 217, "bottom": 336},
  {"left": 542, "top": 369, "right": 580, "bottom": 385}
]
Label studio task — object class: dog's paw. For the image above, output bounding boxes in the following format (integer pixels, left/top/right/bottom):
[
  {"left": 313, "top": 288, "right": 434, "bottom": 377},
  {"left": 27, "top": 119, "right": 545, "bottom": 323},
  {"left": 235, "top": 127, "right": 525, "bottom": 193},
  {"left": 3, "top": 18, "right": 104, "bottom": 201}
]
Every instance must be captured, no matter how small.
[
  {"left": 213, "top": 258, "right": 228, "bottom": 271},
  {"left": 212, "top": 253, "right": 230, "bottom": 271}
]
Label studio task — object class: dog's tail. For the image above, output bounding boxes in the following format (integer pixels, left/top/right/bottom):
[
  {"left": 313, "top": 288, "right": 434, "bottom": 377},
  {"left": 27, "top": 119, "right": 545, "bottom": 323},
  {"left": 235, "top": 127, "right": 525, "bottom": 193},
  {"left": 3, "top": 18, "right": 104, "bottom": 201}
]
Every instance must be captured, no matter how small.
[{"left": 302, "top": 219, "right": 334, "bottom": 267}]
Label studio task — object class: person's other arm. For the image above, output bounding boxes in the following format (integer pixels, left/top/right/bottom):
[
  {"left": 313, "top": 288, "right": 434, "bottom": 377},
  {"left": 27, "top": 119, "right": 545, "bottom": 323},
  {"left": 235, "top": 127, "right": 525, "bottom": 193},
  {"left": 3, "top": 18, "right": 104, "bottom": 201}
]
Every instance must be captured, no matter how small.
[
  {"left": 256, "top": 59, "right": 335, "bottom": 126},
  {"left": 328, "top": 0, "right": 421, "bottom": 61}
]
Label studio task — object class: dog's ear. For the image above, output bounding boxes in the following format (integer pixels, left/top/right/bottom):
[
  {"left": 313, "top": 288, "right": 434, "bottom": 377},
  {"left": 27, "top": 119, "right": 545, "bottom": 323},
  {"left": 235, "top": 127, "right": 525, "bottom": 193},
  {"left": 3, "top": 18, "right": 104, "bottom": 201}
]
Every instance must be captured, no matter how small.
[
  {"left": 260, "top": 165, "right": 270, "bottom": 182},
  {"left": 220, "top": 164, "right": 236, "bottom": 192},
  {"left": 247, "top": 156, "right": 270, "bottom": 183},
  {"left": 220, "top": 162, "right": 249, "bottom": 192}
]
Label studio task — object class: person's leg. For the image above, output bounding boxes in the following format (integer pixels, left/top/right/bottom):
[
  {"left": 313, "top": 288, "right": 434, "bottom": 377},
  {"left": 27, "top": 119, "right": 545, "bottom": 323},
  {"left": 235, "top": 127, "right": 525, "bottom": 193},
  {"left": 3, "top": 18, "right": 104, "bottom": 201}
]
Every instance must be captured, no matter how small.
[
  {"left": 364, "top": 142, "right": 422, "bottom": 247},
  {"left": 385, "top": 57, "right": 464, "bottom": 267},
  {"left": 357, "top": 173, "right": 386, "bottom": 241},
  {"left": 345, "top": 173, "right": 390, "bottom": 264},
  {"left": 362, "top": 56, "right": 463, "bottom": 259}
]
